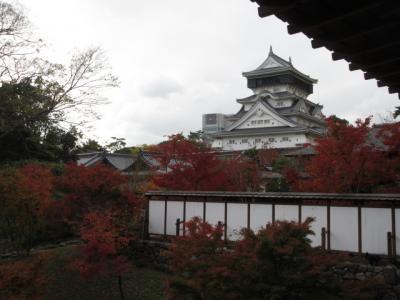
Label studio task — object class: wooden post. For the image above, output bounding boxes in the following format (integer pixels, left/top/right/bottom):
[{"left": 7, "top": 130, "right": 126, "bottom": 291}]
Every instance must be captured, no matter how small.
[
  {"left": 203, "top": 199, "right": 206, "bottom": 223},
  {"left": 183, "top": 198, "right": 187, "bottom": 236},
  {"left": 298, "top": 203, "right": 302, "bottom": 224},
  {"left": 392, "top": 207, "right": 396, "bottom": 256},
  {"left": 358, "top": 206, "right": 362, "bottom": 254},
  {"left": 247, "top": 202, "right": 251, "bottom": 230},
  {"left": 327, "top": 201, "right": 331, "bottom": 250},
  {"left": 164, "top": 197, "right": 168, "bottom": 239},
  {"left": 175, "top": 218, "right": 180, "bottom": 236},
  {"left": 224, "top": 201, "right": 228, "bottom": 241},
  {"left": 143, "top": 195, "right": 150, "bottom": 239},
  {"left": 272, "top": 203, "right": 275, "bottom": 225},
  {"left": 321, "top": 227, "right": 326, "bottom": 251},
  {"left": 388, "top": 232, "right": 393, "bottom": 257}
]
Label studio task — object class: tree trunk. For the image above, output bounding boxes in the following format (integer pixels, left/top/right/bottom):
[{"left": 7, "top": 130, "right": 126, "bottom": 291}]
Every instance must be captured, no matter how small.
[{"left": 118, "top": 275, "right": 125, "bottom": 300}]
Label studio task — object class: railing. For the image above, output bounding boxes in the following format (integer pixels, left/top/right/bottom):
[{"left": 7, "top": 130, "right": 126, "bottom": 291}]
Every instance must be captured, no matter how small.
[{"left": 145, "top": 191, "right": 400, "bottom": 256}]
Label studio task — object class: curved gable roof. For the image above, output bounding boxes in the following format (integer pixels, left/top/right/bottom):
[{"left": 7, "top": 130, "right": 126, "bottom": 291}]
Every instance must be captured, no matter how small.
[{"left": 225, "top": 98, "right": 297, "bottom": 132}]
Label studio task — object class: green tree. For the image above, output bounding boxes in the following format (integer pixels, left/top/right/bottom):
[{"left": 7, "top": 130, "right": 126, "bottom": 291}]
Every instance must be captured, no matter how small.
[
  {"left": 0, "top": 80, "right": 80, "bottom": 162},
  {"left": 0, "top": 2, "right": 118, "bottom": 163}
]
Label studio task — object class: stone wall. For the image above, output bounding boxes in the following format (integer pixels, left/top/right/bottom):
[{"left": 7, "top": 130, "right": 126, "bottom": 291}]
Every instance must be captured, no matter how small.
[
  {"left": 133, "top": 240, "right": 170, "bottom": 271},
  {"left": 133, "top": 240, "right": 400, "bottom": 299},
  {"left": 330, "top": 261, "right": 400, "bottom": 300}
]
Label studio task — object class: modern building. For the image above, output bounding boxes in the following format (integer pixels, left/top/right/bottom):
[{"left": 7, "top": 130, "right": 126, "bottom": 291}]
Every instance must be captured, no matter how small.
[{"left": 202, "top": 47, "right": 326, "bottom": 151}]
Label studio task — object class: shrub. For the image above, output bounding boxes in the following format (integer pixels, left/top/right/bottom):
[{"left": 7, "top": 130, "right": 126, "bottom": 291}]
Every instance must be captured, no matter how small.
[
  {"left": 0, "top": 252, "right": 51, "bottom": 299},
  {"left": 0, "top": 164, "right": 54, "bottom": 256},
  {"left": 165, "top": 217, "right": 343, "bottom": 300}
]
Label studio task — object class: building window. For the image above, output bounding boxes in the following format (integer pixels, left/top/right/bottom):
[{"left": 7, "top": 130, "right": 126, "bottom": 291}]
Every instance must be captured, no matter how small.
[
  {"left": 255, "top": 138, "right": 261, "bottom": 143},
  {"left": 281, "top": 137, "right": 289, "bottom": 142},
  {"left": 242, "top": 138, "right": 248, "bottom": 143},
  {"left": 277, "top": 101, "right": 283, "bottom": 106},
  {"left": 257, "top": 120, "right": 263, "bottom": 124},
  {"left": 251, "top": 120, "right": 256, "bottom": 125},
  {"left": 264, "top": 120, "right": 270, "bottom": 124},
  {"left": 268, "top": 137, "right": 275, "bottom": 142},
  {"left": 228, "top": 139, "right": 235, "bottom": 144}
]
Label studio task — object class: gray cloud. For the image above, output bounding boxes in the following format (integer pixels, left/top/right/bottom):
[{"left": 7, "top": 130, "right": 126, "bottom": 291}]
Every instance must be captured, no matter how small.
[
  {"left": 13, "top": 0, "right": 400, "bottom": 146},
  {"left": 141, "top": 75, "right": 184, "bottom": 99}
]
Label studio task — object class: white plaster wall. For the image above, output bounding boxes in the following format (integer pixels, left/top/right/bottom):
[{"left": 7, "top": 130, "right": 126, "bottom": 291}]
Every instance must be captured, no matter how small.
[
  {"left": 211, "top": 139, "right": 223, "bottom": 149},
  {"left": 253, "top": 85, "right": 309, "bottom": 98},
  {"left": 362, "top": 208, "right": 391, "bottom": 255},
  {"left": 237, "top": 113, "right": 285, "bottom": 129},
  {"left": 330, "top": 207, "right": 358, "bottom": 252},
  {"left": 269, "top": 99, "right": 293, "bottom": 108},
  {"left": 149, "top": 201, "right": 396, "bottom": 255},
  {"left": 302, "top": 206, "right": 327, "bottom": 247},
  {"left": 166, "top": 201, "right": 184, "bottom": 235},
  {"left": 219, "top": 134, "right": 308, "bottom": 151},
  {"left": 250, "top": 204, "right": 273, "bottom": 231},
  {"left": 148, "top": 200, "right": 165, "bottom": 235},
  {"left": 205, "top": 202, "right": 225, "bottom": 226},
  {"left": 275, "top": 205, "right": 299, "bottom": 222},
  {"left": 185, "top": 201, "right": 204, "bottom": 222},
  {"left": 227, "top": 203, "right": 247, "bottom": 240},
  {"left": 396, "top": 209, "right": 400, "bottom": 254}
]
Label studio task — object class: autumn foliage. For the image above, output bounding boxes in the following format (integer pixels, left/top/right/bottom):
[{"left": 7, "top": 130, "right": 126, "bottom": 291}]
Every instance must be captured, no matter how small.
[
  {"left": 165, "top": 217, "right": 343, "bottom": 300},
  {"left": 0, "top": 164, "right": 55, "bottom": 255},
  {"left": 72, "top": 210, "right": 132, "bottom": 277},
  {"left": 286, "top": 118, "right": 400, "bottom": 193},
  {"left": 150, "top": 134, "right": 261, "bottom": 191},
  {"left": 0, "top": 252, "right": 51, "bottom": 300},
  {"left": 57, "top": 163, "right": 142, "bottom": 299}
]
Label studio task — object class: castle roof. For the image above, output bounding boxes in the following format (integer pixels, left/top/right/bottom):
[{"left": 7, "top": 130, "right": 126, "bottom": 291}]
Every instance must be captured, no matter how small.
[
  {"left": 242, "top": 46, "right": 317, "bottom": 84},
  {"left": 211, "top": 126, "right": 324, "bottom": 138}
]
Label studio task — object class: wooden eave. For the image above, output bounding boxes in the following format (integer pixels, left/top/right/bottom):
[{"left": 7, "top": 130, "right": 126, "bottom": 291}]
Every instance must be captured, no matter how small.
[{"left": 250, "top": 0, "right": 400, "bottom": 99}]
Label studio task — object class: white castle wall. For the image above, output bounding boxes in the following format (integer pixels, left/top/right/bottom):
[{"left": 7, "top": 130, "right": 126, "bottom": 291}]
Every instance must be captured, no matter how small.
[
  {"left": 211, "top": 133, "right": 310, "bottom": 150},
  {"left": 149, "top": 200, "right": 397, "bottom": 255}
]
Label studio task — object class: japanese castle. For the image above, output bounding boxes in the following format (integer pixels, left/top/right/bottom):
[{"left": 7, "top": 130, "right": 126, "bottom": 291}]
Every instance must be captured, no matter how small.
[{"left": 202, "top": 47, "right": 326, "bottom": 151}]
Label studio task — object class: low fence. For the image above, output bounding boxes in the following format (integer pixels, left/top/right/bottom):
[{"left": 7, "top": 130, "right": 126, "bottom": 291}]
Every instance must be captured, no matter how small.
[{"left": 145, "top": 191, "right": 400, "bottom": 256}]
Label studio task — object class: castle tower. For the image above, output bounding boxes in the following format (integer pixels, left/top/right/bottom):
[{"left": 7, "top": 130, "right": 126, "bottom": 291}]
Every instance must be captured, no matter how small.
[{"left": 202, "top": 47, "right": 326, "bottom": 151}]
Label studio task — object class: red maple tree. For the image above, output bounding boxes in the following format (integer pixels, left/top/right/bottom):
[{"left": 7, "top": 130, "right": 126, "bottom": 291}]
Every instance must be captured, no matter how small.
[
  {"left": 58, "top": 163, "right": 141, "bottom": 300},
  {"left": 165, "top": 217, "right": 346, "bottom": 299},
  {"left": 150, "top": 134, "right": 261, "bottom": 191},
  {"left": 0, "top": 164, "right": 55, "bottom": 255},
  {"left": 72, "top": 210, "right": 133, "bottom": 300},
  {"left": 286, "top": 117, "right": 399, "bottom": 193},
  {"left": 57, "top": 162, "right": 136, "bottom": 220}
]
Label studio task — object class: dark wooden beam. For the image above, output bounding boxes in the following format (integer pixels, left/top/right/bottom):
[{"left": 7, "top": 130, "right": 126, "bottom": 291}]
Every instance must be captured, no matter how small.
[
  {"left": 388, "top": 86, "right": 400, "bottom": 94},
  {"left": 349, "top": 57, "right": 400, "bottom": 72},
  {"left": 312, "top": 27, "right": 399, "bottom": 50},
  {"left": 287, "top": 1, "right": 382, "bottom": 35},
  {"left": 312, "top": 21, "right": 399, "bottom": 49},
  {"left": 378, "top": 77, "right": 400, "bottom": 88},
  {"left": 332, "top": 41, "right": 400, "bottom": 61},
  {"left": 365, "top": 69, "right": 400, "bottom": 80}
]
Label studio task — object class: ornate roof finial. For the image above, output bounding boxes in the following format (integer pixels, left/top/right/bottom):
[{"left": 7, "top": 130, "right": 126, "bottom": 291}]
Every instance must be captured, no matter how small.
[
  {"left": 269, "top": 45, "right": 273, "bottom": 54},
  {"left": 289, "top": 56, "right": 292, "bottom": 65}
]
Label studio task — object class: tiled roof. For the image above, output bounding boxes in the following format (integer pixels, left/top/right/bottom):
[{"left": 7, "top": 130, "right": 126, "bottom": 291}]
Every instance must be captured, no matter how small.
[
  {"left": 242, "top": 47, "right": 317, "bottom": 83},
  {"left": 211, "top": 126, "right": 323, "bottom": 138}
]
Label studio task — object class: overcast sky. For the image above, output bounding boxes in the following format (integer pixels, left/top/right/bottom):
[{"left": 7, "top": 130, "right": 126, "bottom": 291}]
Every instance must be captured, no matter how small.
[{"left": 13, "top": 0, "right": 400, "bottom": 146}]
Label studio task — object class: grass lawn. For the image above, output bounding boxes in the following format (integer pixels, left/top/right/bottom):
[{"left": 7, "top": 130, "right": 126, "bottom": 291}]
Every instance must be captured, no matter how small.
[
  {"left": 44, "top": 245, "right": 168, "bottom": 300},
  {"left": 1, "top": 245, "right": 168, "bottom": 300}
]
